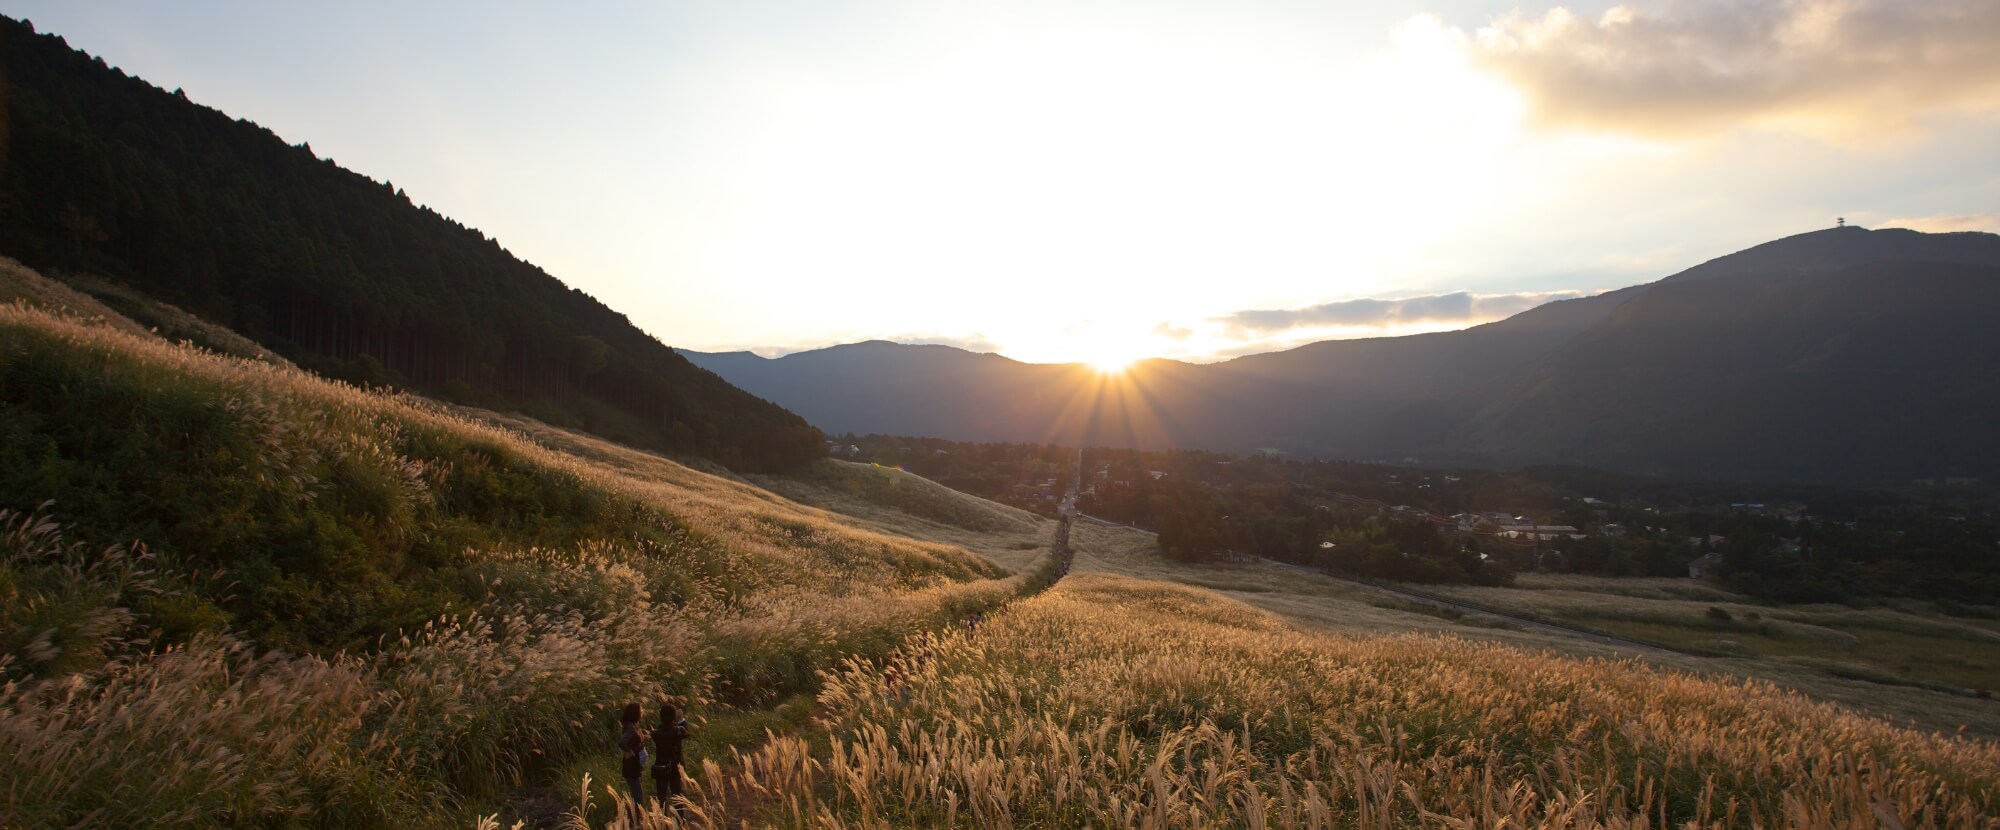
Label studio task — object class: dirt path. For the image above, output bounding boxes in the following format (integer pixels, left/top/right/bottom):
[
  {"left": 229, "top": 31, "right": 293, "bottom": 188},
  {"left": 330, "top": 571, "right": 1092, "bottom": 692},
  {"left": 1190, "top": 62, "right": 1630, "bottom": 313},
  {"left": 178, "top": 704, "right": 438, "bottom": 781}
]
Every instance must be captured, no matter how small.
[{"left": 679, "top": 495, "right": 1081, "bottom": 828}]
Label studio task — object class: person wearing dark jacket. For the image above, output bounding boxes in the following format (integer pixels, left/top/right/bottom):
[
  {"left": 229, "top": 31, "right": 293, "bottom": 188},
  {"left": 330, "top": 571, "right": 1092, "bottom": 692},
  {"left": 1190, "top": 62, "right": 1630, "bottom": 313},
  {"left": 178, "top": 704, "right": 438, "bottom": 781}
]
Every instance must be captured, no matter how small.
[
  {"left": 618, "top": 702, "right": 646, "bottom": 806},
  {"left": 651, "top": 702, "right": 692, "bottom": 809}
]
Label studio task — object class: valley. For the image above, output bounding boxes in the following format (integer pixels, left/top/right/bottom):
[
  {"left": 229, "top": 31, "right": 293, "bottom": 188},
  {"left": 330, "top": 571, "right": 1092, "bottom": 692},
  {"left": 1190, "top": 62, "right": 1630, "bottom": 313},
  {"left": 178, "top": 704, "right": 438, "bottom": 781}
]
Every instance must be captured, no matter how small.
[{"left": 5, "top": 11, "right": 1999, "bottom": 829}]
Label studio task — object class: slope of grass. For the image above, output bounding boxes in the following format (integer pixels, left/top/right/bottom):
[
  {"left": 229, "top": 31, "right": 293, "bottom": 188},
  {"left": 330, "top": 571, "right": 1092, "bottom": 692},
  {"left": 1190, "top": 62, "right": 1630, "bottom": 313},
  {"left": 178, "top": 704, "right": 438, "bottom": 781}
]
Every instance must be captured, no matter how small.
[
  {"left": 759, "top": 459, "right": 1044, "bottom": 535},
  {"left": 661, "top": 574, "right": 2000, "bottom": 829},
  {"left": 0, "top": 256, "right": 152, "bottom": 337},
  {"left": 0, "top": 294, "right": 1055, "bottom": 829}
]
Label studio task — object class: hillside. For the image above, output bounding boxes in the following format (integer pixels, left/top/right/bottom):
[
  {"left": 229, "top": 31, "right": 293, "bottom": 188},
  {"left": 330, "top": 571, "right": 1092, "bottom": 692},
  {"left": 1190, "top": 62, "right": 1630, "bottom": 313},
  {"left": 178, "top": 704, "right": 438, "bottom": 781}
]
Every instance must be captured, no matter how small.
[
  {"left": 688, "top": 227, "right": 2000, "bottom": 483},
  {"left": 0, "top": 268, "right": 1063, "bottom": 827},
  {"left": 6, "top": 262, "right": 1997, "bottom": 827},
  {"left": 0, "top": 16, "right": 820, "bottom": 471}
]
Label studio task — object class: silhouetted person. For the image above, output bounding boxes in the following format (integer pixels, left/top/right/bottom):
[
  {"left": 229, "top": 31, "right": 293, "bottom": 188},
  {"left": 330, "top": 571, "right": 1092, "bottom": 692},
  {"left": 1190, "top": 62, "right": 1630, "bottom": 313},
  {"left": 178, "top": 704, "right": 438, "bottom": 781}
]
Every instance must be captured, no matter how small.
[
  {"left": 883, "top": 660, "right": 904, "bottom": 703},
  {"left": 651, "top": 703, "right": 691, "bottom": 811},
  {"left": 618, "top": 702, "right": 646, "bottom": 807}
]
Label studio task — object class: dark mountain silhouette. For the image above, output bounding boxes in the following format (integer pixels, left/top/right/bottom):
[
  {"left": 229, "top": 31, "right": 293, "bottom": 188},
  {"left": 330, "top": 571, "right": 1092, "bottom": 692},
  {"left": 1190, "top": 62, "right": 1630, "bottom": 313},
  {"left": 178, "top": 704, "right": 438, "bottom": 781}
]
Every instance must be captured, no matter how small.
[
  {"left": 687, "top": 227, "right": 2000, "bottom": 484},
  {"left": 686, "top": 342, "right": 1135, "bottom": 446},
  {"left": 0, "top": 16, "right": 821, "bottom": 470},
  {"left": 1449, "top": 256, "right": 2000, "bottom": 481}
]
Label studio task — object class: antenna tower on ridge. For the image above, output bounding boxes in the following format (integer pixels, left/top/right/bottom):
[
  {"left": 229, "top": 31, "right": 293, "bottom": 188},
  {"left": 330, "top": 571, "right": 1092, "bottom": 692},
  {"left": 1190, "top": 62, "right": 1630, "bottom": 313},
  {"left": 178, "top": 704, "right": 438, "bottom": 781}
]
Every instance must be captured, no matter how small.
[{"left": 1836, "top": 217, "right": 1845, "bottom": 227}]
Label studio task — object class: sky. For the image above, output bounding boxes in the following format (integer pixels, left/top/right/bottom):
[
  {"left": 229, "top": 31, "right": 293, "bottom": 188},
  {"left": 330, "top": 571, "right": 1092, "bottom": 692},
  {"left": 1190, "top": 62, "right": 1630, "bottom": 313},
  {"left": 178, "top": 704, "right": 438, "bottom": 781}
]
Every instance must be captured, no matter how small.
[{"left": 12, "top": 1, "right": 2000, "bottom": 367}]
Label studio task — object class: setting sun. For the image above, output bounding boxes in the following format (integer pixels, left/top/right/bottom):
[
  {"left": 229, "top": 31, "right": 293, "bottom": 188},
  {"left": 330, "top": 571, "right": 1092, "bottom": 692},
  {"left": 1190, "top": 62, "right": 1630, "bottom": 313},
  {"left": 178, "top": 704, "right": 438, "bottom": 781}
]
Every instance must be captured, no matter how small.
[
  {"left": 1087, "top": 354, "right": 1136, "bottom": 374},
  {"left": 1073, "top": 339, "right": 1148, "bottom": 374}
]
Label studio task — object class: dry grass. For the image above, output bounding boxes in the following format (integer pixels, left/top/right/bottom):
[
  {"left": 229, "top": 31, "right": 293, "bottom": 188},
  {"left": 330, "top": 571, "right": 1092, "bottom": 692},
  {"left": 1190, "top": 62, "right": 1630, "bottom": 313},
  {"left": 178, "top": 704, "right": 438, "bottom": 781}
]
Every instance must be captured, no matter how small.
[
  {"left": 1414, "top": 575, "right": 2000, "bottom": 734},
  {"left": 9, "top": 276, "right": 2000, "bottom": 829},
  {"left": 749, "top": 461, "right": 1051, "bottom": 573},
  {"left": 0, "top": 298, "right": 1055, "bottom": 828},
  {"left": 0, "top": 257, "right": 153, "bottom": 337},
  {"left": 617, "top": 575, "right": 2000, "bottom": 829},
  {"left": 1050, "top": 522, "right": 2000, "bottom": 739}
]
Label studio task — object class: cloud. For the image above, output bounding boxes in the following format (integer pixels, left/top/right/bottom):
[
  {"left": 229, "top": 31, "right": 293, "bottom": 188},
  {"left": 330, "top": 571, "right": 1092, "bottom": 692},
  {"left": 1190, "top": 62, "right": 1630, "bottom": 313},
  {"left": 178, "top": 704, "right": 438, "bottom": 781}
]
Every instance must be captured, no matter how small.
[
  {"left": 1878, "top": 213, "right": 2000, "bottom": 234},
  {"left": 891, "top": 333, "right": 1003, "bottom": 353},
  {"left": 1151, "top": 322, "right": 1196, "bottom": 341},
  {"left": 1465, "top": 1, "right": 2000, "bottom": 140},
  {"left": 740, "top": 332, "right": 1001, "bottom": 357},
  {"left": 1214, "top": 290, "right": 1591, "bottom": 336}
]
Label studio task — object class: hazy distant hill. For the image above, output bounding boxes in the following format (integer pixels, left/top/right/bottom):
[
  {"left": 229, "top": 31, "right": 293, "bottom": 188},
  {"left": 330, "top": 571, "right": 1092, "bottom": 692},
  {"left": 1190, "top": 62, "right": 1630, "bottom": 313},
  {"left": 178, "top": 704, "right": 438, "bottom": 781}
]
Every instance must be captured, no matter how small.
[
  {"left": 0, "top": 16, "right": 820, "bottom": 470},
  {"left": 686, "top": 342, "right": 1120, "bottom": 444},
  {"left": 688, "top": 226, "right": 2000, "bottom": 484}
]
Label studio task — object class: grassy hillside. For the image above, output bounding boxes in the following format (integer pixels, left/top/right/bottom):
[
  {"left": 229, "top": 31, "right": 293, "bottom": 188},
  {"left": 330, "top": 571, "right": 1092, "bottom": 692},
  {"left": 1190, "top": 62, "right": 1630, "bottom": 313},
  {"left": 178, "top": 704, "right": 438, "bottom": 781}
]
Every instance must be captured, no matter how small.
[{"left": 0, "top": 283, "right": 1060, "bottom": 828}]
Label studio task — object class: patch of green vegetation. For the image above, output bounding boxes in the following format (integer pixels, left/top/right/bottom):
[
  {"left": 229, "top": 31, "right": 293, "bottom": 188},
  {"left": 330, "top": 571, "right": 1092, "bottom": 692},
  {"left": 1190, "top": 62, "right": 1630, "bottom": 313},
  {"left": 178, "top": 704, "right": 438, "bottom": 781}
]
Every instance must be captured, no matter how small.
[
  {"left": 0, "top": 319, "right": 722, "bottom": 652},
  {"left": 1806, "top": 660, "right": 1972, "bottom": 697},
  {"left": 1576, "top": 614, "right": 2000, "bottom": 693}
]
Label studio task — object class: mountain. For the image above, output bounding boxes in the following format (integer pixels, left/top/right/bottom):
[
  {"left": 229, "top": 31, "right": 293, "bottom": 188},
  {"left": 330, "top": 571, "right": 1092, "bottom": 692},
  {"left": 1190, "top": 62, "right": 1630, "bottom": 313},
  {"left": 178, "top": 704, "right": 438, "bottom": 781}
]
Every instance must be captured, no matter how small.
[
  {"left": 687, "top": 342, "right": 1127, "bottom": 445},
  {"left": 687, "top": 226, "right": 2000, "bottom": 484},
  {"left": 0, "top": 16, "right": 820, "bottom": 470},
  {"left": 1450, "top": 255, "right": 2000, "bottom": 481}
]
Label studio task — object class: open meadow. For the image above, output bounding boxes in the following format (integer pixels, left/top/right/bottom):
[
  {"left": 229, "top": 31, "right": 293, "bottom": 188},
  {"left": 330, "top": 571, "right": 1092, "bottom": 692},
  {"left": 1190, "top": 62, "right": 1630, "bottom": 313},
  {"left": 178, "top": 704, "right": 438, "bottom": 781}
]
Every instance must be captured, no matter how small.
[{"left": 6, "top": 257, "right": 2000, "bottom": 829}]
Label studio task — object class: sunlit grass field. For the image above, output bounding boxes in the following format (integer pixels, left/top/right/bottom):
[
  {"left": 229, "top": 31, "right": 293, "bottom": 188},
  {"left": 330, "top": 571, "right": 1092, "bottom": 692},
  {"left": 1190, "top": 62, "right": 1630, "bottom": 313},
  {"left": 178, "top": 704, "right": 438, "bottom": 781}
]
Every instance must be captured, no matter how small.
[
  {"left": 7, "top": 258, "right": 2000, "bottom": 829},
  {"left": 613, "top": 575, "right": 1999, "bottom": 828},
  {"left": 0, "top": 273, "right": 1058, "bottom": 829}
]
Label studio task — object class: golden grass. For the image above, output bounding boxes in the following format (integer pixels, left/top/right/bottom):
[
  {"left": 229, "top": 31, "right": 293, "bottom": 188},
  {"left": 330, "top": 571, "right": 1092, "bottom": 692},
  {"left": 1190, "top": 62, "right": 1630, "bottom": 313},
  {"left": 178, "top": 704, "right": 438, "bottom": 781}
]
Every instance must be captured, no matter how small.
[
  {"left": 0, "top": 297, "right": 1055, "bottom": 827},
  {"left": 0, "top": 298, "right": 999, "bottom": 596},
  {"left": 1051, "top": 522, "right": 2000, "bottom": 739},
  {"left": 1413, "top": 576, "right": 2000, "bottom": 734},
  {"left": 0, "top": 257, "right": 153, "bottom": 337},
  {"left": 624, "top": 574, "right": 2000, "bottom": 829}
]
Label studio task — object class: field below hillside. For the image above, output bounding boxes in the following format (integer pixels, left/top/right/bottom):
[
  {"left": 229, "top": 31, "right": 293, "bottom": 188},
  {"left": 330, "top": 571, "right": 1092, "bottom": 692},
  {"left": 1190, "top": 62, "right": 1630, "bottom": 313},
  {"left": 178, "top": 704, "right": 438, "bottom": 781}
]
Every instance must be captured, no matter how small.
[
  {"left": 771, "top": 477, "right": 2000, "bottom": 740},
  {"left": 637, "top": 575, "right": 1999, "bottom": 829}
]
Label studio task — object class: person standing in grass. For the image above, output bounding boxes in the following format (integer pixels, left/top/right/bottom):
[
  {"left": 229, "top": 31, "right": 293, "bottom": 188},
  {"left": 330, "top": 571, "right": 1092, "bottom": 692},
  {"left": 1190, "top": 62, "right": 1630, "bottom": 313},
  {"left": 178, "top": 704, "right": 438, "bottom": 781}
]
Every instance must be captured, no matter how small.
[
  {"left": 618, "top": 702, "right": 647, "bottom": 806},
  {"left": 651, "top": 702, "right": 692, "bottom": 810}
]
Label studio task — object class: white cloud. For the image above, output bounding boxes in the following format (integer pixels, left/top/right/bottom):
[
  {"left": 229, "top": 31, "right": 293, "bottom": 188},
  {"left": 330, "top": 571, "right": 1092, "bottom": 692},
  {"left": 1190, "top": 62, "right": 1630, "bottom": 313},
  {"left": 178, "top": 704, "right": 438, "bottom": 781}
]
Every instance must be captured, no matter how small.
[
  {"left": 730, "top": 332, "right": 1000, "bottom": 357},
  {"left": 1465, "top": 0, "right": 2000, "bottom": 141},
  {"left": 1213, "top": 290, "right": 1592, "bottom": 336},
  {"left": 1877, "top": 213, "right": 2000, "bottom": 234},
  {"left": 892, "top": 333, "right": 1003, "bottom": 354}
]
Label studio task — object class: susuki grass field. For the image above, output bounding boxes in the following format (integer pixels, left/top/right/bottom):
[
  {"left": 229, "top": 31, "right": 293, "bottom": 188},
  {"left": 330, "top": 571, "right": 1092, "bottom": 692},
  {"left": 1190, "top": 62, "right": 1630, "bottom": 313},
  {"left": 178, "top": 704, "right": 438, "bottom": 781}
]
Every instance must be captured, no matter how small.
[
  {"left": 0, "top": 282, "right": 1058, "bottom": 829},
  {"left": 623, "top": 575, "right": 2000, "bottom": 829},
  {"left": 6, "top": 259, "right": 2000, "bottom": 830}
]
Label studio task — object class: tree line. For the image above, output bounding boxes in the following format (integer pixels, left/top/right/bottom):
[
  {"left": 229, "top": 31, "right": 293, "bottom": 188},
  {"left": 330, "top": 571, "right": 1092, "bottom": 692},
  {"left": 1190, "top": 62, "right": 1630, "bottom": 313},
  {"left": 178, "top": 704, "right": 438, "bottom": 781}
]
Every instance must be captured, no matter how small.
[
  {"left": 0, "top": 17, "right": 821, "bottom": 471},
  {"left": 847, "top": 436, "right": 2000, "bottom": 606}
]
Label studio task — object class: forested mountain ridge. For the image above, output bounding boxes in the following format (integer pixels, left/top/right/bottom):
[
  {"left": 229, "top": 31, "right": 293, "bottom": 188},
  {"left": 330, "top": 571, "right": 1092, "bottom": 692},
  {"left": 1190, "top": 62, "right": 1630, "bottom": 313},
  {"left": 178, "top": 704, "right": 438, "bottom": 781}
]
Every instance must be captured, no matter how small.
[
  {"left": 1448, "top": 257, "right": 2000, "bottom": 481},
  {"left": 0, "top": 16, "right": 821, "bottom": 470},
  {"left": 689, "top": 227, "right": 2000, "bottom": 484}
]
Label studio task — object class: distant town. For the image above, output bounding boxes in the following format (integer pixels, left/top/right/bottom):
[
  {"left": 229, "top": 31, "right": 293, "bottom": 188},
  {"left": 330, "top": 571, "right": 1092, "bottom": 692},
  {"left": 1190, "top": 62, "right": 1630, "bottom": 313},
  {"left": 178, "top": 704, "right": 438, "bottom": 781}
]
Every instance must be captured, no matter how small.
[{"left": 830, "top": 434, "right": 1996, "bottom": 606}]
